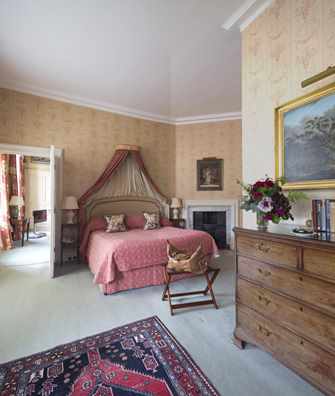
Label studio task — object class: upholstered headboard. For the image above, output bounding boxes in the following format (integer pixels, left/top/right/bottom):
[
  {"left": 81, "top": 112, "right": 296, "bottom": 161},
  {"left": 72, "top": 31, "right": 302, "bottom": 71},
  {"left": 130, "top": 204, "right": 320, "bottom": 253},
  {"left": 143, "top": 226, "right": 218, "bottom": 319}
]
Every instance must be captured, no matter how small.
[{"left": 84, "top": 196, "right": 163, "bottom": 224}]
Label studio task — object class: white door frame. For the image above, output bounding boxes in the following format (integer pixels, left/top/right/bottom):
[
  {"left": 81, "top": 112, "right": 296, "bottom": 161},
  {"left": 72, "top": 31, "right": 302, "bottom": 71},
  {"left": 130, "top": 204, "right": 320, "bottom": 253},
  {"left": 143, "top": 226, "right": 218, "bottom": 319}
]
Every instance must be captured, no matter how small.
[{"left": 0, "top": 143, "right": 63, "bottom": 277}]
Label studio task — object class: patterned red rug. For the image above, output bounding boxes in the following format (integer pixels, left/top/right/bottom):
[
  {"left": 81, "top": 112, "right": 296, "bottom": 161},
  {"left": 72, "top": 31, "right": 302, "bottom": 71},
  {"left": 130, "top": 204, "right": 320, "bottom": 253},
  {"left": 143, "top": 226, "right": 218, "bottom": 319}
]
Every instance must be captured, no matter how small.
[{"left": 0, "top": 316, "right": 220, "bottom": 396}]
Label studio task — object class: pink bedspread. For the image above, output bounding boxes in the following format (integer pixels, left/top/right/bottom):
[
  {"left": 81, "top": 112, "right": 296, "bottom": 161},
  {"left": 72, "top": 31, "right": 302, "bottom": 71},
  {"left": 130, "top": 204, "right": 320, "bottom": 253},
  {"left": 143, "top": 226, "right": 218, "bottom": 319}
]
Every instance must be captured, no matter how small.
[{"left": 86, "top": 227, "right": 218, "bottom": 285}]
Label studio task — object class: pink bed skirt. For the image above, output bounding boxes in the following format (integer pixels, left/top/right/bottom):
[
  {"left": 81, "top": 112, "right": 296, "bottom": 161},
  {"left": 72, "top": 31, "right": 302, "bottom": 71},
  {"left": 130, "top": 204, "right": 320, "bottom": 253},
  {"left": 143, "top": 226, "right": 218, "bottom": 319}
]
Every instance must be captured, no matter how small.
[{"left": 99, "top": 264, "right": 194, "bottom": 295}]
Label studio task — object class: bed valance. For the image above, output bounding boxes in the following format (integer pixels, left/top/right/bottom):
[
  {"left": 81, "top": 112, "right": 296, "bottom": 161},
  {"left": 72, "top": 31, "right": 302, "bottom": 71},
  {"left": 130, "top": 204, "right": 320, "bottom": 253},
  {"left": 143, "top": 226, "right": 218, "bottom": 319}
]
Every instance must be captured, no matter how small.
[{"left": 78, "top": 145, "right": 169, "bottom": 236}]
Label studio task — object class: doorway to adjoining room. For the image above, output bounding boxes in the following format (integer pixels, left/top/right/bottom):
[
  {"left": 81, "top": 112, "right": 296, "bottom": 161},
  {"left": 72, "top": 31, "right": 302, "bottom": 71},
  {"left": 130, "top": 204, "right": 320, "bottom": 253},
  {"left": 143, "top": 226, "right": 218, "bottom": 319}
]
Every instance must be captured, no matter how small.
[{"left": 0, "top": 144, "right": 62, "bottom": 278}]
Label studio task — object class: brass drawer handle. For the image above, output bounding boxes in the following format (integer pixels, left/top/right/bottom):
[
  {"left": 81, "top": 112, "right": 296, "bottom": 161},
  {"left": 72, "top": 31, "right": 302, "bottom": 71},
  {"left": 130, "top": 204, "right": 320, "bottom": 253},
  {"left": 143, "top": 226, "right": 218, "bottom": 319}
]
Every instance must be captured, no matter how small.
[
  {"left": 258, "top": 324, "right": 271, "bottom": 337},
  {"left": 258, "top": 268, "right": 272, "bottom": 277},
  {"left": 256, "top": 242, "right": 270, "bottom": 253},
  {"left": 258, "top": 295, "right": 271, "bottom": 305}
]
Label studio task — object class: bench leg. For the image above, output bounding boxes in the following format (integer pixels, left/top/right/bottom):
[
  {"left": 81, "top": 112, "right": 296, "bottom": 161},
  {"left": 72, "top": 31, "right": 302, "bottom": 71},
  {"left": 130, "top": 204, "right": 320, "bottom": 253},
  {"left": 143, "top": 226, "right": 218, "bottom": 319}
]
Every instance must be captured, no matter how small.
[
  {"left": 204, "top": 268, "right": 220, "bottom": 295},
  {"left": 162, "top": 269, "right": 169, "bottom": 301},
  {"left": 205, "top": 271, "right": 219, "bottom": 309},
  {"left": 165, "top": 274, "right": 174, "bottom": 315}
]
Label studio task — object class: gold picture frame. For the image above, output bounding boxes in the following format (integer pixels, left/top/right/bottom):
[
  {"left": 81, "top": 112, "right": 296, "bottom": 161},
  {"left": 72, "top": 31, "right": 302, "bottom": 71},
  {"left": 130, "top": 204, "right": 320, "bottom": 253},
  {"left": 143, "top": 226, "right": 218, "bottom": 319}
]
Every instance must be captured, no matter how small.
[{"left": 275, "top": 82, "right": 335, "bottom": 190}]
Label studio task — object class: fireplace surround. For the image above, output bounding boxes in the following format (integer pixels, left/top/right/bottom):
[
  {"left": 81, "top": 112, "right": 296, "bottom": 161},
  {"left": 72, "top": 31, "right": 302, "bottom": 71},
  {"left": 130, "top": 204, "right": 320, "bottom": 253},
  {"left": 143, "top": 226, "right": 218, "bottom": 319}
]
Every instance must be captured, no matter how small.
[{"left": 183, "top": 199, "right": 239, "bottom": 249}]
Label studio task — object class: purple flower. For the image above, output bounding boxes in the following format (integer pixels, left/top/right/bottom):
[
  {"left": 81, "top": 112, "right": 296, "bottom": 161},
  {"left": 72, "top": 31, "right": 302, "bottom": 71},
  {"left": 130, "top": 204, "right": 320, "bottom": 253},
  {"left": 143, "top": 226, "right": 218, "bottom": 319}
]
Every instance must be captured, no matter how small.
[
  {"left": 257, "top": 197, "right": 273, "bottom": 213},
  {"left": 275, "top": 208, "right": 285, "bottom": 217}
]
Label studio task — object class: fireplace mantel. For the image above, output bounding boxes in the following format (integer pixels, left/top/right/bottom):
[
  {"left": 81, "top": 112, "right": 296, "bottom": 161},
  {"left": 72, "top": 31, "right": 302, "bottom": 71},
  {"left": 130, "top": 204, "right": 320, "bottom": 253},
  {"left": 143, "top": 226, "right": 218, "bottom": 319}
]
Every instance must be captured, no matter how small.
[{"left": 182, "top": 199, "right": 239, "bottom": 249}]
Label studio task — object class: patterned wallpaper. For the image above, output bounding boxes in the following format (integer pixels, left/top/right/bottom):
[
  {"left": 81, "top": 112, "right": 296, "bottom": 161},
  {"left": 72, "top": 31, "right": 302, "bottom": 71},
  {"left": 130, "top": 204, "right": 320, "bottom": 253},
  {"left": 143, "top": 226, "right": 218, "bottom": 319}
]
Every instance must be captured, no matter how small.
[
  {"left": 242, "top": 0, "right": 335, "bottom": 226},
  {"left": 175, "top": 120, "right": 242, "bottom": 200},
  {"left": 0, "top": 89, "right": 176, "bottom": 199}
]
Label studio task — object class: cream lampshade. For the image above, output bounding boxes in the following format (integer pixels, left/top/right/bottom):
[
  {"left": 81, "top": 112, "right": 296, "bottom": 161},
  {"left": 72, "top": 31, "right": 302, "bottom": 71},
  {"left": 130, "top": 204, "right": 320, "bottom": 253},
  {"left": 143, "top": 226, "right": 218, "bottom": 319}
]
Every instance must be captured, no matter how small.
[
  {"left": 9, "top": 195, "right": 24, "bottom": 207},
  {"left": 62, "top": 196, "right": 79, "bottom": 224},
  {"left": 170, "top": 197, "right": 182, "bottom": 220},
  {"left": 9, "top": 195, "right": 24, "bottom": 218}
]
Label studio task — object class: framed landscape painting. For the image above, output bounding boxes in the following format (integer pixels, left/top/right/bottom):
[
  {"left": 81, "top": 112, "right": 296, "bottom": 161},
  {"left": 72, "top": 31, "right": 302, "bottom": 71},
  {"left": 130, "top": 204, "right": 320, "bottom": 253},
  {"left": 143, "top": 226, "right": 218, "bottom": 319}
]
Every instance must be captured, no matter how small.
[{"left": 275, "top": 82, "right": 335, "bottom": 189}]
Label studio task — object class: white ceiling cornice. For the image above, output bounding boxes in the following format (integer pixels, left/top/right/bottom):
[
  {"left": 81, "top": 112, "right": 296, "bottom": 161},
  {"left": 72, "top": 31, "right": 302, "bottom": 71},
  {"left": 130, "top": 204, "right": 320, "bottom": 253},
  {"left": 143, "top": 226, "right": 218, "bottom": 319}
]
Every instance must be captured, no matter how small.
[
  {"left": 239, "top": 0, "right": 273, "bottom": 31},
  {"left": 222, "top": 0, "right": 273, "bottom": 32},
  {"left": 0, "top": 80, "right": 241, "bottom": 126},
  {"left": 0, "top": 80, "right": 172, "bottom": 125},
  {"left": 221, "top": 0, "right": 257, "bottom": 30},
  {"left": 173, "top": 112, "right": 242, "bottom": 126}
]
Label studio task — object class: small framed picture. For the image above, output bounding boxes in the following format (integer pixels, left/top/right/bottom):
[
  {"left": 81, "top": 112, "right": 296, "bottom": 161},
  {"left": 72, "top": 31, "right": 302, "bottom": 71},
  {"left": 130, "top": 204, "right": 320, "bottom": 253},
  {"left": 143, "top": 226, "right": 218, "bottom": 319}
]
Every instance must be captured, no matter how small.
[{"left": 197, "top": 158, "right": 223, "bottom": 191}]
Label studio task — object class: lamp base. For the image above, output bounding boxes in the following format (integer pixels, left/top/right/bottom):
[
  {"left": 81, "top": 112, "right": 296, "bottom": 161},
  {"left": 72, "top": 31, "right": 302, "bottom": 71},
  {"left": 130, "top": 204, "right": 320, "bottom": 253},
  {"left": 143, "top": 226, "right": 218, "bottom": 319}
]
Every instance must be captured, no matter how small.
[
  {"left": 64, "top": 210, "right": 76, "bottom": 224},
  {"left": 10, "top": 206, "right": 19, "bottom": 219},
  {"left": 172, "top": 208, "right": 179, "bottom": 220}
]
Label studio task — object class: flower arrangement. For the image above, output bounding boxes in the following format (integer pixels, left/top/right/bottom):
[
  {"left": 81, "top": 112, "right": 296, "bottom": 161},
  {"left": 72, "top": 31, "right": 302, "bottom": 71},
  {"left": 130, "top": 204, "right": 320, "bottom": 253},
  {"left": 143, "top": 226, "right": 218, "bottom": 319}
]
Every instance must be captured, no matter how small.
[{"left": 238, "top": 177, "right": 306, "bottom": 230}]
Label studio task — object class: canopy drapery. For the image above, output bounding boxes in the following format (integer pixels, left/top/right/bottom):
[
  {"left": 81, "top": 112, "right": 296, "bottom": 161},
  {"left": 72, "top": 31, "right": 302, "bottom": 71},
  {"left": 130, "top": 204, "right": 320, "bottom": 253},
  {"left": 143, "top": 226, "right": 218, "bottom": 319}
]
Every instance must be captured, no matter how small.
[{"left": 78, "top": 145, "right": 169, "bottom": 236}]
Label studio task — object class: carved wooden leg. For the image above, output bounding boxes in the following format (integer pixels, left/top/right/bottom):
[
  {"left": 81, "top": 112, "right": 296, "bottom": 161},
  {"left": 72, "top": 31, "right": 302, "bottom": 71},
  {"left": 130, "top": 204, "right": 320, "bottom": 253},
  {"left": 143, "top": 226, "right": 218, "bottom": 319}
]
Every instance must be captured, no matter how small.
[{"left": 233, "top": 334, "right": 246, "bottom": 349}]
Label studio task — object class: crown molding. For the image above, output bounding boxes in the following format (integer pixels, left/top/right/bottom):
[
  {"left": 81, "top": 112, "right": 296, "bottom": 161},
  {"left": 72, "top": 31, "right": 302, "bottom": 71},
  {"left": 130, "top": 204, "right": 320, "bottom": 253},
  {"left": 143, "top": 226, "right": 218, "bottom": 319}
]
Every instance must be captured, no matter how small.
[
  {"left": 173, "top": 112, "right": 242, "bottom": 125},
  {"left": 0, "top": 79, "right": 242, "bottom": 126},
  {"left": 222, "top": 0, "right": 273, "bottom": 32},
  {"left": 222, "top": 0, "right": 256, "bottom": 30},
  {"left": 239, "top": 0, "right": 273, "bottom": 31},
  {"left": 0, "top": 80, "right": 172, "bottom": 125}
]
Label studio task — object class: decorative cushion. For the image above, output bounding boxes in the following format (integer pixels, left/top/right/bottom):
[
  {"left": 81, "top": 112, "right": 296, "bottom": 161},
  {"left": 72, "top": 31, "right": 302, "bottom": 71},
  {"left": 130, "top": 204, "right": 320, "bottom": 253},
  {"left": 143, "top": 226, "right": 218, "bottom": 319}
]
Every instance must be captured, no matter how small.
[
  {"left": 166, "top": 240, "right": 208, "bottom": 274},
  {"left": 125, "top": 214, "right": 146, "bottom": 230},
  {"left": 105, "top": 214, "right": 127, "bottom": 233},
  {"left": 160, "top": 217, "right": 173, "bottom": 227},
  {"left": 143, "top": 212, "right": 160, "bottom": 230}
]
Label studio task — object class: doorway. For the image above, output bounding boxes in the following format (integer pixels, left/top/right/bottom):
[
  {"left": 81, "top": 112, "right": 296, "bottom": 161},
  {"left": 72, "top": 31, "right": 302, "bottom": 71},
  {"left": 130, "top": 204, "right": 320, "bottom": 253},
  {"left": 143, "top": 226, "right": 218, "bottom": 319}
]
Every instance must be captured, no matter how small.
[{"left": 0, "top": 144, "right": 63, "bottom": 278}]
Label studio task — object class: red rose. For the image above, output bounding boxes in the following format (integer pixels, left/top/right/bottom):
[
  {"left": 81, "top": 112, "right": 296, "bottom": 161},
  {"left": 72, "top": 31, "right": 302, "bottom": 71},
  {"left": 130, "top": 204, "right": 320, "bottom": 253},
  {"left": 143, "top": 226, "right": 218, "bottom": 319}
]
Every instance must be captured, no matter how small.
[
  {"left": 264, "top": 178, "right": 274, "bottom": 188},
  {"left": 253, "top": 181, "right": 265, "bottom": 190},
  {"left": 252, "top": 191, "right": 263, "bottom": 200}
]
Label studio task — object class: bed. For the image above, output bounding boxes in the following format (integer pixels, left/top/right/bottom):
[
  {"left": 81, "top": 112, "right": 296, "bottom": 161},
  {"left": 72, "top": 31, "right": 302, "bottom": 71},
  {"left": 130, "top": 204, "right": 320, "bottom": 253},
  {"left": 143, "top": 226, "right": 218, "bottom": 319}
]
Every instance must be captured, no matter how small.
[{"left": 80, "top": 196, "right": 218, "bottom": 295}]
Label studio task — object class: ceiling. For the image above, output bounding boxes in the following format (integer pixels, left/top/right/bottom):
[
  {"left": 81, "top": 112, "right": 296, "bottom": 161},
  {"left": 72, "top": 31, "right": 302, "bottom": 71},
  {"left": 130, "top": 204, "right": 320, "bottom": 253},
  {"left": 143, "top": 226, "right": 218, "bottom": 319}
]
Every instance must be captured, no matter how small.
[{"left": 0, "top": 1, "right": 270, "bottom": 123}]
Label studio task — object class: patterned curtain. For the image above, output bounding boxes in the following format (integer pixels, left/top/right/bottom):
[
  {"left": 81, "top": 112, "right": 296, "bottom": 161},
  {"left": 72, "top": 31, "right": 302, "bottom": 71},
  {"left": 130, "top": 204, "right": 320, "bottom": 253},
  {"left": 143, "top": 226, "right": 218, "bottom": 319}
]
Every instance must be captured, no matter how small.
[
  {"left": 0, "top": 154, "right": 13, "bottom": 250},
  {"left": 8, "top": 155, "right": 25, "bottom": 241}
]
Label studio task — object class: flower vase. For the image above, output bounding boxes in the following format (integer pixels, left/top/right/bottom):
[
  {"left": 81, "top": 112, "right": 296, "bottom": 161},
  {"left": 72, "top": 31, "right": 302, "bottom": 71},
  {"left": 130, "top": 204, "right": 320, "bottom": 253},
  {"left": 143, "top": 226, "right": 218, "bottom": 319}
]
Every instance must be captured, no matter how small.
[{"left": 256, "top": 211, "right": 269, "bottom": 231}]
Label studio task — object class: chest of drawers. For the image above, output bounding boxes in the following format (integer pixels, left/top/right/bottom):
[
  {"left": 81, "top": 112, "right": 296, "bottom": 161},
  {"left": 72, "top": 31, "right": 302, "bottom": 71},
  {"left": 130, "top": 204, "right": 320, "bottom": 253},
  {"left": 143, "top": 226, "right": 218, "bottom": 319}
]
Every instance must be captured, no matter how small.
[{"left": 234, "top": 227, "right": 335, "bottom": 396}]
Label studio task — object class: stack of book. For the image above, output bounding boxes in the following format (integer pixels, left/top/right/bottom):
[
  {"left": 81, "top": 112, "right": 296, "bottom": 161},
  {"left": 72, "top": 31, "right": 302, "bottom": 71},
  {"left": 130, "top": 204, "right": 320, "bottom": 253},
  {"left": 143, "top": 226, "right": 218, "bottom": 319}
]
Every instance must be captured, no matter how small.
[{"left": 312, "top": 199, "right": 335, "bottom": 233}]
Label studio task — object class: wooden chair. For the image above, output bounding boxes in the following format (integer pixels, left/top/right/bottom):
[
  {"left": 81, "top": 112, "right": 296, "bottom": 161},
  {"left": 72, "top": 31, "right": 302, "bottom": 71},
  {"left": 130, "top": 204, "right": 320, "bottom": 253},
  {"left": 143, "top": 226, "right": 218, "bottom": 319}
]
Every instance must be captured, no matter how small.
[{"left": 162, "top": 243, "right": 220, "bottom": 315}]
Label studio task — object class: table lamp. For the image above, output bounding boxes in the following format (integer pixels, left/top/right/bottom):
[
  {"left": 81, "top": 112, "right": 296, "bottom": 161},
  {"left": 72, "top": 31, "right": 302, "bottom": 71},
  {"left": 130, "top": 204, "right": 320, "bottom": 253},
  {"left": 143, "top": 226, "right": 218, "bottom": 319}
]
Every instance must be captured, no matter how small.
[
  {"left": 170, "top": 197, "right": 182, "bottom": 220},
  {"left": 62, "top": 196, "right": 79, "bottom": 224},
  {"left": 9, "top": 195, "right": 24, "bottom": 218}
]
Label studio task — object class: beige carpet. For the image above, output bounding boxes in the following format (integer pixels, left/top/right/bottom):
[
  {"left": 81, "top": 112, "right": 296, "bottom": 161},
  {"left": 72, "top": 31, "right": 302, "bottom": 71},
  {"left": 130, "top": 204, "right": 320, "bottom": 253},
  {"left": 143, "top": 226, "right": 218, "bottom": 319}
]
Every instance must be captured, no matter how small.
[
  {"left": 0, "top": 235, "right": 49, "bottom": 267},
  {"left": 0, "top": 251, "right": 322, "bottom": 396}
]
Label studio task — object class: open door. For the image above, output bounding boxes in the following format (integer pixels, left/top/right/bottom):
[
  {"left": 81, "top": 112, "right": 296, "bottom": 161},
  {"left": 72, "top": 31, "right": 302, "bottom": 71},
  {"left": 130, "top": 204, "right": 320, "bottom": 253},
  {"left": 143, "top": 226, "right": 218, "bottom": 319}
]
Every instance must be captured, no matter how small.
[{"left": 49, "top": 145, "right": 56, "bottom": 278}]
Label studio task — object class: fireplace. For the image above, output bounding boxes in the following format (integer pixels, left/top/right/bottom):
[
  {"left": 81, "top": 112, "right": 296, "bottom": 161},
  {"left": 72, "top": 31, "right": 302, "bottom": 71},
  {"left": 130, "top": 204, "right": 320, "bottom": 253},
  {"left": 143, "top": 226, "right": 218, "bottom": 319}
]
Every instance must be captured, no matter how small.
[
  {"left": 184, "top": 199, "right": 238, "bottom": 249},
  {"left": 193, "top": 211, "right": 227, "bottom": 249}
]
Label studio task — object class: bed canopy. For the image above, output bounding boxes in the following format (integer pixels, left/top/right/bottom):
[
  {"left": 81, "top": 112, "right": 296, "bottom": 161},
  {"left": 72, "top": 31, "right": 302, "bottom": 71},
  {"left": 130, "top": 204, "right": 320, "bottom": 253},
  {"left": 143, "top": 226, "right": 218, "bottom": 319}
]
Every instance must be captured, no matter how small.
[{"left": 78, "top": 144, "right": 170, "bottom": 235}]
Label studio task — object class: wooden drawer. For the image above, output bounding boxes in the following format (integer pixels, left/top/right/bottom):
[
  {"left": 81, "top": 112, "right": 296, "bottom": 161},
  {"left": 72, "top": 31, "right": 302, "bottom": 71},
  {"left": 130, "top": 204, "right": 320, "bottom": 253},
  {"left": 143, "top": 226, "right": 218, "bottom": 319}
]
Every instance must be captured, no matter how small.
[
  {"left": 235, "top": 305, "right": 335, "bottom": 395},
  {"left": 237, "top": 278, "right": 335, "bottom": 353},
  {"left": 236, "top": 235, "right": 298, "bottom": 268},
  {"left": 238, "top": 256, "right": 335, "bottom": 316},
  {"left": 304, "top": 248, "right": 335, "bottom": 283}
]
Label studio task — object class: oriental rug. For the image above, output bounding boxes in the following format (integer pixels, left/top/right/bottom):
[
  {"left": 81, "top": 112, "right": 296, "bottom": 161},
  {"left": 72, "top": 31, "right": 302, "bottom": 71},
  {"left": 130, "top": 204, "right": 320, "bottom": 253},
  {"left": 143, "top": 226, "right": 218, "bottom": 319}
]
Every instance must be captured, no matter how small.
[{"left": 0, "top": 316, "right": 219, "bottom": 396}]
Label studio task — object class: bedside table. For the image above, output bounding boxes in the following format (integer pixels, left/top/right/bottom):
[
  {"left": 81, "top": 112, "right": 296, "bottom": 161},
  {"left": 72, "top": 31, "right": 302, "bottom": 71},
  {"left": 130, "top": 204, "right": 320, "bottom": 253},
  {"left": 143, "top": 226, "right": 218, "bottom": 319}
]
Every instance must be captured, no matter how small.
[
  {"left": 170, "top": 219, "right": 186, "bottom": 229},
  {"left": 61, "top": 223, "right": 80, "bottom": 265}
]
